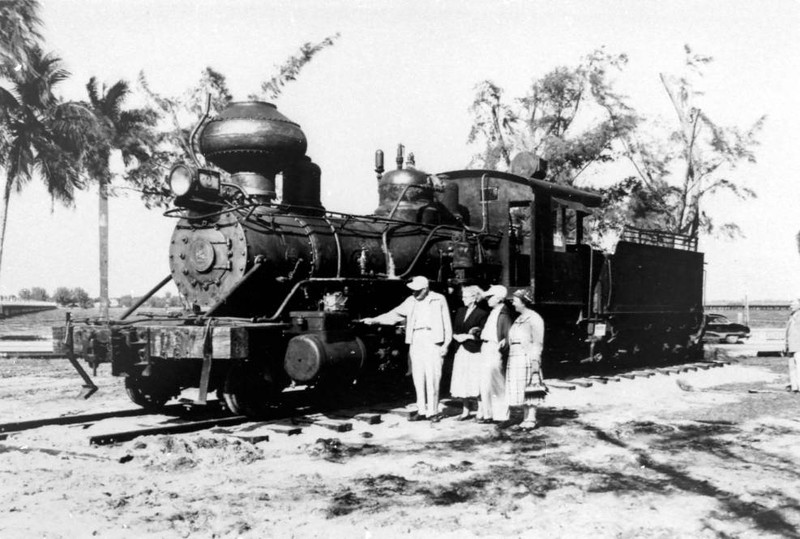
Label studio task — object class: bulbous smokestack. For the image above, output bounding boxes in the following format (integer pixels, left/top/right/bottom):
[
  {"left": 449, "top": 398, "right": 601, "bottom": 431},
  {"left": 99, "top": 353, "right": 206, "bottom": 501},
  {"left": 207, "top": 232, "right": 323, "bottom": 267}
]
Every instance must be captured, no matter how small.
[{"left": 199, "top": 101, "right": 307, "bottom": 200}]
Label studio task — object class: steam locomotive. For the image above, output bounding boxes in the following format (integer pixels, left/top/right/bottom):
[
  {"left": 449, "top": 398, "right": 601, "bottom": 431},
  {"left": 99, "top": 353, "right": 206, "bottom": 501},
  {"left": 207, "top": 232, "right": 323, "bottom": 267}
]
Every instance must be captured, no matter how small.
[{"left": 55, "top": 101, "right": 705, "bottom": 416}]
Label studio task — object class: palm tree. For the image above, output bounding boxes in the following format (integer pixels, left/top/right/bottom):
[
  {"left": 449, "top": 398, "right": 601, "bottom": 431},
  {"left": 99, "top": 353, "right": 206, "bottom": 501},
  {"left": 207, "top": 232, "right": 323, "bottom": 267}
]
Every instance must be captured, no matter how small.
[
  {"left": 83, "top": 77, "right": 157, "bottom": 319},
  {"left": 0, "top": 46, "right": 92, "bottom": 284}
]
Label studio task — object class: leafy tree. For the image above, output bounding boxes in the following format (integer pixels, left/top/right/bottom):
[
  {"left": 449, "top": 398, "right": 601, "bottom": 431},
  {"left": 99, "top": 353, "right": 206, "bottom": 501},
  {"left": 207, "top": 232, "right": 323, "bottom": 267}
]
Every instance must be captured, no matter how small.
[
  {"left": 27, "top": 286, "right": 48, "bottom": 301},
  {"left": 0, "top": 1, "right": 94, "bottom": 283},
  {"left": 0, "top": 45, "right": 92, "bottom": 281},
  {"left": 136, "top": 66, "right": 233, "bottom": 207},
  {"left": 52, "top": 286, "right": 74, "bottom": 306},
  {"left": 468, "top": 48, "right": 638, "bottom": 185},
  {"left": 72, "top": 286, "right": 91, "bottom": 308},
  {"left": 250, "top": 33, "right": 341, "bottom": 101},
  {"left": 30, "top": 286, "right": 47, "bottom": 300},
  {"left": 18, "top": 287, "right": 31, "bottom": 299},
  {"left": 467, "top": 46, "right": 763, "bottom": 240},
  {"left": 81, "top": 77, "right": 158, "bottom": 319},
  {"left": 0, "top": 0, "right": 42, "bottom": 70},
  {"left": 137, "top": 33, "right": 341, "bottom": 207},
  {"left": 612, "top": 46, "right": 765, "bottom": 238}
]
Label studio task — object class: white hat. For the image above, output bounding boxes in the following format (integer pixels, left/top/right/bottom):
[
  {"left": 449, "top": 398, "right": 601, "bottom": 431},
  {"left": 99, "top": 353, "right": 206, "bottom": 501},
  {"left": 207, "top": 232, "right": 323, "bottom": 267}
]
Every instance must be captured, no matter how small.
[
  {"left": 483, "top": 284, "right": 507, "bottom": 300},
  {"left": 407, "top": 275, "right": 430, "bottom": 291}
]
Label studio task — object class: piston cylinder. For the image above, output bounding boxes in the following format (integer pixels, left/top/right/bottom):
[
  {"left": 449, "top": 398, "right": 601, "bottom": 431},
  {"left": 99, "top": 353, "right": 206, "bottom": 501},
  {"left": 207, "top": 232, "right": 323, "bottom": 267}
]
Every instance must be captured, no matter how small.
[{"left": 284, "top": 332, "right": 366, "bottom": 383}]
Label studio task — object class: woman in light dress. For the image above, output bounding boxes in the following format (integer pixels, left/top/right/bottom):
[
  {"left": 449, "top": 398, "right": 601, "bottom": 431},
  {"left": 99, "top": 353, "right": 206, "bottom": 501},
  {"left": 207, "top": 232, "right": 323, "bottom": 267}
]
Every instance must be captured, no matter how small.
[
  {"left": 449, "top": 285, "right": 488, "bottom": 420},
  {"left": 502, "top": 288, "right": 546, "bottom": 430},
  {"left": 477, "top": 285, "right": 513, "bottom": 423}
]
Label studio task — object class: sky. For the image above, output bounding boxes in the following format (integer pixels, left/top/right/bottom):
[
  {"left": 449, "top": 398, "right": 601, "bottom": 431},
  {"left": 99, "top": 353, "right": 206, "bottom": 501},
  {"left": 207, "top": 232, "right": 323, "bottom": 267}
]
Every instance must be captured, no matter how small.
[{"left": 1, "top": 0, "right": 799, "bottom": 301}]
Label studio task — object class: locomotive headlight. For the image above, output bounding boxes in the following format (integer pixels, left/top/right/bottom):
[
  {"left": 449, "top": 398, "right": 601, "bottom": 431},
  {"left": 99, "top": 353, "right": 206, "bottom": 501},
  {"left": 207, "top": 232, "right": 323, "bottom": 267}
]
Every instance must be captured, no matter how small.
[{"left": 169, "top": 164, "right": 195, "bottom": 197}]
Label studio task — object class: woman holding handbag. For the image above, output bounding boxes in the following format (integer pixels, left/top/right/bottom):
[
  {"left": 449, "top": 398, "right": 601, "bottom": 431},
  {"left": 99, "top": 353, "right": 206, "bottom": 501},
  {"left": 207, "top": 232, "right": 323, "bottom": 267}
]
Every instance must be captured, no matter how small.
[{"left": 500, "top": 288, "right": 547, "bottom": 431}]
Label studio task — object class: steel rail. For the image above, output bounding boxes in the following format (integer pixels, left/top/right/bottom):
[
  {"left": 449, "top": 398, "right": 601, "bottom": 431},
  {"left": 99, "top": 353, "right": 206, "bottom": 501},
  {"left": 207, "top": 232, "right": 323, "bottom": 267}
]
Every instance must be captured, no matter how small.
[
  {"left": 0, "top": 403, "right": 198, "bottom": 434},
  {"left": 89, "top": 415, "right": 250, "bottom": 446}
]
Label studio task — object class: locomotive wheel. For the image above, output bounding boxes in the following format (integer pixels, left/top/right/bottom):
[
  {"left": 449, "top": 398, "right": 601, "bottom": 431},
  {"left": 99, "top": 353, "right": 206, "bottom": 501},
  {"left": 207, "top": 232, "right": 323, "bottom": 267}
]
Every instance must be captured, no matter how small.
[
  {"left": 124, "top": 374, "right": 178, "bottom": 411},
  {"left": 222, "top": 360, "right": 278, "bottom": 418}
]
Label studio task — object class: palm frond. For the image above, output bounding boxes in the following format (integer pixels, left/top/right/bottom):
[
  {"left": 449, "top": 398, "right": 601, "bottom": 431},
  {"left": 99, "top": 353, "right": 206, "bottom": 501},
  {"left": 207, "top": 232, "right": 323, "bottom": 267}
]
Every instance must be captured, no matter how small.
[
  {"left": 101, "top": 79, "right": 130, "bottom": 119},
  {"left": 0, "top": 0, "right": 44, "bottom": 67},
  {"left": 86, "top": 77, "right": 100, "bottom": 108}
]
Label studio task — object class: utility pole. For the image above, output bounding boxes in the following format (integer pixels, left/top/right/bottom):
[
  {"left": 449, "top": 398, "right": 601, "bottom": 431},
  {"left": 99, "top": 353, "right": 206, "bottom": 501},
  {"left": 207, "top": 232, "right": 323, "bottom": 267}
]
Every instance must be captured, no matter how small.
[{"left": 99, "top": 176, "right": 109, "bottom": 321}]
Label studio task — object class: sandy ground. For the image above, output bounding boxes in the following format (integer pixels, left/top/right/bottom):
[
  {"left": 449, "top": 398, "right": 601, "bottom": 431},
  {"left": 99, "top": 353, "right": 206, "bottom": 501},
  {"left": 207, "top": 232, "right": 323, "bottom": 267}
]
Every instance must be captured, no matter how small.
[{"left": 2, "top": 355, "right": 800, "bottom": 538}]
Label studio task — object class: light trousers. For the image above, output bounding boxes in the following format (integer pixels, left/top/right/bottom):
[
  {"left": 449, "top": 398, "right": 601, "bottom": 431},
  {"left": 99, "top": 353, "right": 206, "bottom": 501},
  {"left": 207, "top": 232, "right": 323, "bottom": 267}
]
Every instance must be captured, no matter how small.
[
  {"left": 409, "top": 337, "right": 443, "bottom": 417},
  {"left": 789, "top": 352, "right": 800, "bottom": 392},
  {"left": 478, "top": 342, "right": 509, "bottom": 421}
]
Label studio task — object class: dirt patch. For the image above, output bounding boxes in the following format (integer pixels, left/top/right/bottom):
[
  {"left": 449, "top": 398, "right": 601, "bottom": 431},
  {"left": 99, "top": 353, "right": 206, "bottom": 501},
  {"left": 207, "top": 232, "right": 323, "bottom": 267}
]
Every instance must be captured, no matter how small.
[{"left": 2, "top": 356, "right": 800, "bottom": 538}]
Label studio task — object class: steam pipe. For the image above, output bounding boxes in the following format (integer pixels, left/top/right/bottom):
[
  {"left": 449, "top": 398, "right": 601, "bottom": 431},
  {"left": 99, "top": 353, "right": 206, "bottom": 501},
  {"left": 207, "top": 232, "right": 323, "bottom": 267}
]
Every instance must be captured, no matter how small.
[
  {"left": 461, "top": 173, "right": 490, "bottom": 234},
  {"left": 386, "top": 183, "right": 413, "bottom": 220},
  {"left": 188, "top": 94, "right": 212, "bottom": 168},
  {"left": 323, "top": 216, "right": 343, "bottom": 278},
  {"left": 397, "top": 224, "right": 450, "bottom": 279}
]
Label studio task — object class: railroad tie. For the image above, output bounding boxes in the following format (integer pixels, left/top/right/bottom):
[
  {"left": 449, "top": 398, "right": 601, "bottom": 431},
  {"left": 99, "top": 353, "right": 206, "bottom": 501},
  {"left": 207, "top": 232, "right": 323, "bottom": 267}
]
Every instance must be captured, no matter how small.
[
  {"left": 384, "top": 406, "right": 418, "bottom": 418},
  {"left": 329, "top": 409, "right": 383, "bottom": 425},
  {"left": 294, "top": 414, "right": 353, "bottom": 433},
  {"left": 211, "top": 426, "right": 271, "bottom": 444},
  {"left": 232, "top": 433, "right": 271, "bottom": 444},
  {"left": 265, "top": 423, "right": 303, "bottom": 436},
  {"left": 546, "top": 380, "right": 577, "bottom": 390},
  {"left": 352, "top": 413, "right": 382, "bottom": 425}
]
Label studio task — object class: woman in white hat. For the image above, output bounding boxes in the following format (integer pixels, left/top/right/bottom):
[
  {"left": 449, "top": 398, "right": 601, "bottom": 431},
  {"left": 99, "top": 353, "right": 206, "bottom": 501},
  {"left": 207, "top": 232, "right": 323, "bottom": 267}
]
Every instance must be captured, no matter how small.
[
  {"left": 499, "top": 288, "right": 546, "bottom": 430},
  {"left": 449, "top": 285, "right": 489, "bottom": 420},
  {"left": 477, "top": 284, "right": 513, "bottom": 423}
]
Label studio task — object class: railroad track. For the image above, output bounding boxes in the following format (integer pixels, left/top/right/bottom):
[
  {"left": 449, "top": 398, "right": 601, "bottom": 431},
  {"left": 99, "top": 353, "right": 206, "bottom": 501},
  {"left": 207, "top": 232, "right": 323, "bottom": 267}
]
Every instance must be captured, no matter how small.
[
  {"left": 548, "top": 359, "right": 732, "bottom": 390},
  {"left": 0, "top": 359, "right": 734, "bottom": 446}
]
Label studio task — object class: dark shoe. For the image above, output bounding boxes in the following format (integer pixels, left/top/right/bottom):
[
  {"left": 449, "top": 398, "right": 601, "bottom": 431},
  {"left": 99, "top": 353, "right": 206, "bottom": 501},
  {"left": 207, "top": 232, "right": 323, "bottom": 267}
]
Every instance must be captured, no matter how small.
[
  {"left": 408, "top": 413, "right": 427, "bottom": 422},
  {"left": 429, "top": 414, "right": 443, "bottom": 423},
  {"left": 457, "top": 414, "right": 471, "bottom": 421},
  {"left": 478, "top": 418, "right": 493, "bottom": 424}
]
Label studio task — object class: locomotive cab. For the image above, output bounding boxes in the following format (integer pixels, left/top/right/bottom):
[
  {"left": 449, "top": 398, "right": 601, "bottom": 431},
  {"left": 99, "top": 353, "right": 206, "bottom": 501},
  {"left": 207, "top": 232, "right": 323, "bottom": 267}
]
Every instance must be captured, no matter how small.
[{"left": 434, "top": 168, "right": 604, "bottom": 362}]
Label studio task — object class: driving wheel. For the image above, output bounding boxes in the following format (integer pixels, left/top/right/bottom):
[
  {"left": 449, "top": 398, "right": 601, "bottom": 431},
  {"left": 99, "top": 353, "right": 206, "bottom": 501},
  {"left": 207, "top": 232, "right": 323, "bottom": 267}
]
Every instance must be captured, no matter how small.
[
  {"left": 124, "top": 373, "right": 178, "bottom": 411},
  {"left": 222, "top": 360, "right": 279, "bottom": 418}
]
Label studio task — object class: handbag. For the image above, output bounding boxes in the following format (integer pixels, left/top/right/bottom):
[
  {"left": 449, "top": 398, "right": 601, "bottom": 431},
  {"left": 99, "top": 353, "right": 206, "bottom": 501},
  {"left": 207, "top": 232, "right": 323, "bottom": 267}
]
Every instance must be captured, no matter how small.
[{"left": 524, "top": 369, "right": 548, "bottom": 398}]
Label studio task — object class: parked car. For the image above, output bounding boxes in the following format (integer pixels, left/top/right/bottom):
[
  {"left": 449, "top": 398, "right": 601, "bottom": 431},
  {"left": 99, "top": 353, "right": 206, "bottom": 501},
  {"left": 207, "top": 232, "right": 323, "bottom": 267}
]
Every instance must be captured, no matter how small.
[{"left": 702, "top": 313, "right": 751, "bottom": 344}]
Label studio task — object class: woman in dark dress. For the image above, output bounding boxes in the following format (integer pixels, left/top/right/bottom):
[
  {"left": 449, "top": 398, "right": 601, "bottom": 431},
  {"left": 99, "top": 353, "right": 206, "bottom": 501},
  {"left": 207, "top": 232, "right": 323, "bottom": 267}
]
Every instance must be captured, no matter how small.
[{"left": 449, "top": 285, "right": 489, "bottom": 420}]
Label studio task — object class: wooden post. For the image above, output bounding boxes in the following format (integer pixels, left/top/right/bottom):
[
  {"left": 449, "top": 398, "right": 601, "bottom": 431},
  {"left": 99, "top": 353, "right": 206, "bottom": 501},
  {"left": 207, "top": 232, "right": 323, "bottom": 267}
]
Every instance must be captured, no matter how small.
[{"left": 99, "top": 176, "right": 109, "bottom": 321}]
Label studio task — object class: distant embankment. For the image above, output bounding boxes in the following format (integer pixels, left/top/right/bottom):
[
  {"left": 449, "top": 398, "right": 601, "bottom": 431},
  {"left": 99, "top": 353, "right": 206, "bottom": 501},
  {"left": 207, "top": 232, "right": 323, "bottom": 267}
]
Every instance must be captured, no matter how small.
[
  {"left": 705, "top": 303, "right": 789, "bottom": 311},
  {"left": 0, "top": 300, "right": 58, "bottom": 319}
]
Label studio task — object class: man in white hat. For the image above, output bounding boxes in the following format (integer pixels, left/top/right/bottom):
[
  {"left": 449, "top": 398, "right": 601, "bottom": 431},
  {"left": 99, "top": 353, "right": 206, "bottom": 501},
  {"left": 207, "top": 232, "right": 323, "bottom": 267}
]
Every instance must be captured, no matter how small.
[
  {"left": 362, "top": 275, "right": 453, "bottom": 420},
  {"left": 477, "top": 284, "right": 513, "bottom": 423}
]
